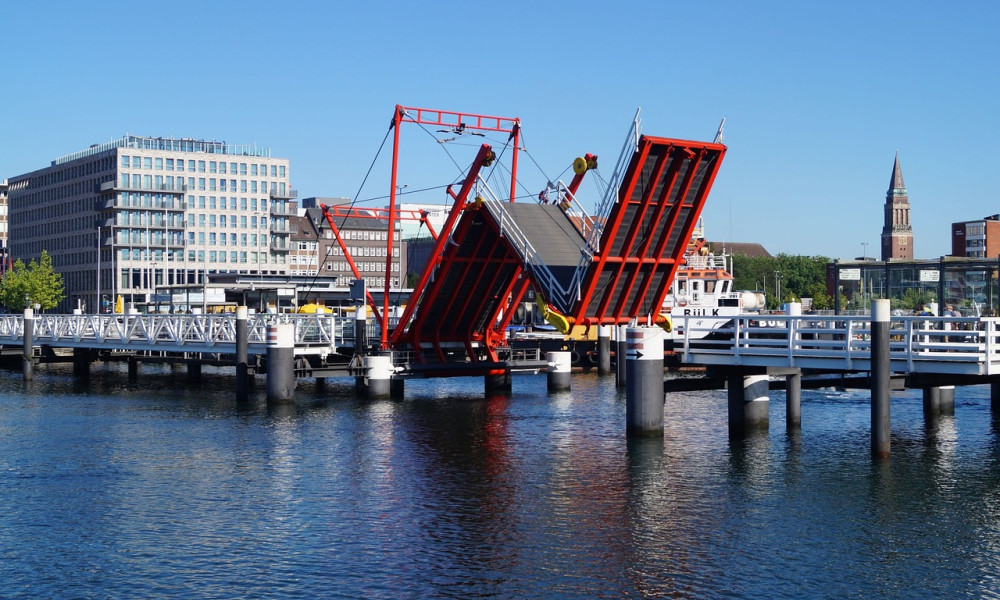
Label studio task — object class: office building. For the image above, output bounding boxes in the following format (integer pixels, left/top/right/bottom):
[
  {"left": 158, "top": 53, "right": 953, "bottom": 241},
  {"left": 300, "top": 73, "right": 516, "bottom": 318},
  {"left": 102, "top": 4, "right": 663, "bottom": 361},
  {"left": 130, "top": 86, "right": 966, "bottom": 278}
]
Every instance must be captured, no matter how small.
[
  {"left": 291, "top": 204, "right": 407, "bottom": 290},
  {"left": 951, "top": 216, "right": 1000, "bottom": 258},
  {"left": 6, "top": 135, "right": 295, "bottom": 312}
]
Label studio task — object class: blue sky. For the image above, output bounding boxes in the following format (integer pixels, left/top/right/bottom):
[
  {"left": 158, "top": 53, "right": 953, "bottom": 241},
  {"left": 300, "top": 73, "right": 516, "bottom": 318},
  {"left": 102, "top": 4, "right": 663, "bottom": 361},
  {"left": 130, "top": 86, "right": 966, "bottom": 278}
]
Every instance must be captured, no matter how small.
[{"left": 2, "top": 1, "right": 997, "bottom": 259}]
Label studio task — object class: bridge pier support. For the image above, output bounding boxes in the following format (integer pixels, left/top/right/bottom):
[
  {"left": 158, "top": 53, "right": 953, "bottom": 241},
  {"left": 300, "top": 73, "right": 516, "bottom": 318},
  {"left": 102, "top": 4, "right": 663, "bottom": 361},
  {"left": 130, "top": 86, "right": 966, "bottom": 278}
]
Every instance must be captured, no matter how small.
[
  {"left": 992, "top": 381, "right": 1000, "bottom": 413},
  {"left": 73, "top": 348, "right": 90, "bottom": 380},
  {"left": 626, "top": 326, "right": 665, "bottom": 437},
  {"left": 727, "top": 372, "right": 769, "bottom": 434},
  {"left": 362, "top": 355, "right": 393, "bottom": 399},
  {"left": 546, "top": 351, "right": 571, "bottom": 392},
  {"left": 127, "top": 357, "right": 138, "bottom": 380},
  {"left": 236, "top": 306, "right": 249, "bottom": 402},
  {"left": 266, "top": 323, "right": 296, "bottom": 404},
  {"left": 871, "top": 299, "right": 891, "bottom": 459},
  {"left": 923, "top": 386, "right": 955, "bottom": 418},
  {"left": 485, "top": 371, "right": 512, "bottom": 394},
  {"left": 22, "top": 308, "right": 34, "bottom": 382},
  {"left": 616, "top": 324, "right": 628, "bottom": 388},
  {"left": 187, "top": 362, "right": 202, "bottom": 382},
  {"left": 786, "top": 371, "right": 801, "bottom": 429},
  {"left": 598, "top": 325, "right": 612, "bottom": 376}
]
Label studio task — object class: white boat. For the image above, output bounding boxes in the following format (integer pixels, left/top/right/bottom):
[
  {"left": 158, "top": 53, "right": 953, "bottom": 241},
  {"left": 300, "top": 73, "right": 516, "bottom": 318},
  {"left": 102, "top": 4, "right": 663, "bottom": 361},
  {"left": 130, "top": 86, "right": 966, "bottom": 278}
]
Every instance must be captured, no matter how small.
[{"left": 664, "top": 224, "right": 765, "bottom": 340}]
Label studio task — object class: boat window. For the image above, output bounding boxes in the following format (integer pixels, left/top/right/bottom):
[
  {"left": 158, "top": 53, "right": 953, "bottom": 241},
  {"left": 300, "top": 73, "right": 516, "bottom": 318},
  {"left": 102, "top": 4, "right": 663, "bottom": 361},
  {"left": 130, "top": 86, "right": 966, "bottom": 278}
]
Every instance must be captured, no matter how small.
[
  {"left": 705, "top": 281, "right": 716, "bottom": 293},
  {"left": 692, "top": 281, "right": 701, "bottom": 293},
  {"left": 677, "top": 280, "right": 687, "bottom": 294}
]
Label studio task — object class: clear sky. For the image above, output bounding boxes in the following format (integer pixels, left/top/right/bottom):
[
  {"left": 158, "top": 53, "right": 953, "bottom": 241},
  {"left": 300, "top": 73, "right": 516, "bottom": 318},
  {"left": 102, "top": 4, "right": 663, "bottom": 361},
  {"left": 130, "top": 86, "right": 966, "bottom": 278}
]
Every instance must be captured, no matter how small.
[{"left": 3, "top": 1, "right": 997, "bottom": 259}]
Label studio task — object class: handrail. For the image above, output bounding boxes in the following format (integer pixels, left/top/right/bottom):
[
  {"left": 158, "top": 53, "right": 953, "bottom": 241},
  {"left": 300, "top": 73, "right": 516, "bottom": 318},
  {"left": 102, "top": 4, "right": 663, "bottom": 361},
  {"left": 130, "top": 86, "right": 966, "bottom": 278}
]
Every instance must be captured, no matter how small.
[
  {"left": 0, "top": 313, "right": 346, "bottom": 355},
  {"left": 678, "top": 314, "right": 1000, "bottom": 376}
]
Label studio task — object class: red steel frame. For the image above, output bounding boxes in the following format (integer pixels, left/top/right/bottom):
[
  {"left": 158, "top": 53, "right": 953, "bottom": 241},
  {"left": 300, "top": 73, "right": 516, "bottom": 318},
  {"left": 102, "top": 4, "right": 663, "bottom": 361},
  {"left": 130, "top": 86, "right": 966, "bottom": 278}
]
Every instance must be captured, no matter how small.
[
  {"left": 573, "top": 136, "right": 727, "bottom": 327},
  {"left": 377, "top": 105, "right": 521, "bottom": 349}
]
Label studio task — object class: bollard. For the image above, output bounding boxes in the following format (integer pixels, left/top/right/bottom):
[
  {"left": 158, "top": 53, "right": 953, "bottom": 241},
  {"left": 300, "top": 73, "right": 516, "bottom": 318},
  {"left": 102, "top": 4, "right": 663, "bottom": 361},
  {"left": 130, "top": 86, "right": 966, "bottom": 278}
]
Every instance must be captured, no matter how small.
[
  {"left": 625, "top": 326, "right": 665, "bottom": 436},
  {"left": 363, "top": 355, "right": 394, "bottom": 399},
  {"left": 597, "top": 325, "right": 612, "bottom": 376},
  {"left": 236, "top": 306, "right": 249, "bottom": 402},
  {"left": 546, "top": 351, "right": 572, "bottom": 392},
  {"left": 616, "top": 324, "right": 628, "bottom": 387},
  {"left": 266, "top": 323, "right": 296, "bottom": 404},
  {"left": 22, "top": 308, "right": 34, "bottom": 381},
  {"left": 871, "top": 298, "right": 891, "bottom": 458}
]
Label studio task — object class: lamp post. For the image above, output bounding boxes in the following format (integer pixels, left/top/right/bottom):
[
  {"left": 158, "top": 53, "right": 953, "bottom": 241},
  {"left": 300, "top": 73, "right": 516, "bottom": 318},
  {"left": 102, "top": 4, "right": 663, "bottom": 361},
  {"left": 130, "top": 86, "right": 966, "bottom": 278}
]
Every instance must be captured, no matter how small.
[
  {"left": 861, "top": 242, "right": 869, "bottom": 260},
  {"left": 774, "top": 271, "right": 782, "bottom": 307}
]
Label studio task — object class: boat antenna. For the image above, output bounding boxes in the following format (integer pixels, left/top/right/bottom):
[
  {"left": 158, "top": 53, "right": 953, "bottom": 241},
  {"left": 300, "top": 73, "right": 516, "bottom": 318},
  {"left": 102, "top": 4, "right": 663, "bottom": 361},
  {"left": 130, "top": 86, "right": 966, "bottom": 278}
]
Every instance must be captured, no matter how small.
[{"left": 714, "top": 118, "right": 725, "bottom": 144}]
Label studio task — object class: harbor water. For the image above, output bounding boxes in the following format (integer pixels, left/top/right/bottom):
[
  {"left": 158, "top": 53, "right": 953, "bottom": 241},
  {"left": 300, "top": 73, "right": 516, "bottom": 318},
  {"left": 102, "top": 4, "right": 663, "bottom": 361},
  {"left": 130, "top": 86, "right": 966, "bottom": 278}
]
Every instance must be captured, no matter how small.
[{"left": 2, "top": 364, "right": 1000, "bottom": 599}]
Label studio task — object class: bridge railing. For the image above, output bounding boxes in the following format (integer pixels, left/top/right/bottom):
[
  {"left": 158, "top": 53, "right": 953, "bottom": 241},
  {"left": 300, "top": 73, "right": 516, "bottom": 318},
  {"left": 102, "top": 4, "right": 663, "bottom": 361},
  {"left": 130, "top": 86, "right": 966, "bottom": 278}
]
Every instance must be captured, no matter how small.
[
  {"left": 0, "top": 313, "right": 351, "bottom": 355},
  {"left": 678, "top": 314, "right": 1000, "bottom": 375}
]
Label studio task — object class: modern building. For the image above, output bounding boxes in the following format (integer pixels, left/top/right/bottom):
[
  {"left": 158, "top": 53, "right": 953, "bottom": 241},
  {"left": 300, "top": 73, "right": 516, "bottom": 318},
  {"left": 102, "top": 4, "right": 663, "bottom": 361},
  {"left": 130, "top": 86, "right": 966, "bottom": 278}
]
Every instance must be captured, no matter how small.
[
  {"left": 951, "top": 215, "right": 1000, "bottom": 258},
  {"left": 0, "top": 179, "right": 8, "bottom": 273},
  {"left": 6, "top": 135, "right": 295, "bottom": 312},
  {"left": 881, "top": 152, "right": 914, "bottom": 261}
]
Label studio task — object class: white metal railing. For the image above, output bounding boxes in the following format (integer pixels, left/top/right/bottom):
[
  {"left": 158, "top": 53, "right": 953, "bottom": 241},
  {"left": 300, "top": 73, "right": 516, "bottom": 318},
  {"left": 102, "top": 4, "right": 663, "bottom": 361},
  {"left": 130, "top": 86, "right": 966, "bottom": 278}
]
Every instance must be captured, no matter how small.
[
  {"left": 677, "top": 314, "right": 1000, "bottom": 376},
  {"left": 480, "top": 182, "right": 582, "bottom": 314},
  {"left": 0, "top": 313, "right": 350, "bottom": 355}
]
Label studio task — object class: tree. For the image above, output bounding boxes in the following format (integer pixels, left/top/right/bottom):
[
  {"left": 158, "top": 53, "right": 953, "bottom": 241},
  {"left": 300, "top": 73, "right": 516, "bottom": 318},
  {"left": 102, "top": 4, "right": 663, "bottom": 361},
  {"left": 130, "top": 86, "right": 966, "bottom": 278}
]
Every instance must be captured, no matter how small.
[{"left": 0, "top": 251, "right": 66, "bottom": 311}]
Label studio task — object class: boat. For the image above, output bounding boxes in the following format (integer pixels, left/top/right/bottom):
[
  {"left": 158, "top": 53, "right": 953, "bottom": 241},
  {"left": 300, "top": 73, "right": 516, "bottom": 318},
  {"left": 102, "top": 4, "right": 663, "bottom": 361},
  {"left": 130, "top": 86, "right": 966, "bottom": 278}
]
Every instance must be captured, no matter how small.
[{"left": 664, "top": 219, "right": 765, "bottom": 341}]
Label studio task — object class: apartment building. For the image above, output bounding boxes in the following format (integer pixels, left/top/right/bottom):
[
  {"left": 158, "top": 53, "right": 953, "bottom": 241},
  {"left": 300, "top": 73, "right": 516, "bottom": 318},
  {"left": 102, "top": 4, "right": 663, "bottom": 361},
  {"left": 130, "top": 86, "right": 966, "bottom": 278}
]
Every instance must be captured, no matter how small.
[{"left": 6, "top": 135, "right": 295, "bottom": 312}]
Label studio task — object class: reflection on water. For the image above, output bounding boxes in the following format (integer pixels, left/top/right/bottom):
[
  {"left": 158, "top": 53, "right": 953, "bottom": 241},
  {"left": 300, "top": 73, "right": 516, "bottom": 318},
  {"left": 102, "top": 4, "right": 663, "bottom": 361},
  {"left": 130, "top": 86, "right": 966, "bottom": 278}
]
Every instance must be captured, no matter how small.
[{"left": 1, "top": 365, "right": 1000, "bottom": 598}]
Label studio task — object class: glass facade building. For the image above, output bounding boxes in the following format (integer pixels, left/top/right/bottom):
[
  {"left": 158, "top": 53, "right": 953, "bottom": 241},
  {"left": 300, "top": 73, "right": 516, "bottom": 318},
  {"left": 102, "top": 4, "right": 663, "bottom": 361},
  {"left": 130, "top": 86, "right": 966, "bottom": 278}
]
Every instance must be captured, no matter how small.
[{"left": 7, "top": 135, "right": 295, "bottom": 312}]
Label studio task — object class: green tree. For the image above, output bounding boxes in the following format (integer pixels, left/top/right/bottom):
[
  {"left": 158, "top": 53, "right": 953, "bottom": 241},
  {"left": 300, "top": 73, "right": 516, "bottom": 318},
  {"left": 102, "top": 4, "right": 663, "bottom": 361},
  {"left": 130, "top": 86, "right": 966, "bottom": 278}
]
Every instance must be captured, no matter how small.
[
  {"left": 729, "top": 252, "right": 832, "bottom": 309},
  {"left": 0, "top": 251, "right": 66, "bottom": 311}
]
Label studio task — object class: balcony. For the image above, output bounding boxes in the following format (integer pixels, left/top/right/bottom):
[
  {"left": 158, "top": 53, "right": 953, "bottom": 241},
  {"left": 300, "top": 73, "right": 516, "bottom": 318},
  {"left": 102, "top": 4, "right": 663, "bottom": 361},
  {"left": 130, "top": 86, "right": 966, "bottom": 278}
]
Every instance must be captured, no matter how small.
[
  {"left": 101, "top": 181, "right": 188, "bottom": 195},
  {"left": 269, "top": 187, "right": 298, "bottom": 200},
  {"left": 269, "top": 202, "right": 297, "bottom": 217},
  {"left": 270, "top": 239, "right": 290, "bottom": 252},
  {"left": 270, "top": 222, "right": 292, "bottom": 234}
]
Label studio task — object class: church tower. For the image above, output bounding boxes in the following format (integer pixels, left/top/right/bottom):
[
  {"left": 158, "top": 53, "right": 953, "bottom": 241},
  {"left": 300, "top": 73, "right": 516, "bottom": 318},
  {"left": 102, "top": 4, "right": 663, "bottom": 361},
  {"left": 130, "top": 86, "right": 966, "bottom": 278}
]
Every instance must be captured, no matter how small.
[{"left": 881, "top": 152, "right": 913, "bottom": 260}]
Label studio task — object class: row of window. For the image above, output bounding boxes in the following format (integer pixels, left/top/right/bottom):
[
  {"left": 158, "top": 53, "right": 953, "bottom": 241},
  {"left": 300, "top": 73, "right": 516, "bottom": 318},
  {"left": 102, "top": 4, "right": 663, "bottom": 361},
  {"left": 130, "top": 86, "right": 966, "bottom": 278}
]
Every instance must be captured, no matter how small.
[
  {"left": 116, "top": 230, "right": 271, "bottom": 248},
  {"left": 119, "top": 173, "right": 287, "bottom": 195},
  {"left": 118, "top": 249, "right": 277, "bottom": 264},
  {"left": 120, "top": 155, "right": 286, "bottom": 178}
]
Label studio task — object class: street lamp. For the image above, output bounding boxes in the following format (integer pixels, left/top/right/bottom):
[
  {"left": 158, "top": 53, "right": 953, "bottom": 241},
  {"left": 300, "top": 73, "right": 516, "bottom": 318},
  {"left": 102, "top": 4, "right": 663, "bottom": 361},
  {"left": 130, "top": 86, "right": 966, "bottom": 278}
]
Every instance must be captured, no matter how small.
[
  {"left": 861, "top": 242, "right": 869, "bottom": 260},
  {"left": 774, "top": 271, "right": 782, "bottom": 306}
]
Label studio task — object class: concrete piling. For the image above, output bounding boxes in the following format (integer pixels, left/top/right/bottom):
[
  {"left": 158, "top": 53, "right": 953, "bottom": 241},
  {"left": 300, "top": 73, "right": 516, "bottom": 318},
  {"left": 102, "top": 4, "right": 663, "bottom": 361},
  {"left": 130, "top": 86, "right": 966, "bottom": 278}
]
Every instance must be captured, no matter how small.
[
  {"left": 22, "top": 308, "right": 33, "bottom": 382},
  {"left": 266, "top": 322, "right": 296, "bottom": 404},
  {"left": 597, "top": 325, "right": 612, "bottom": 376},
  {"left": 625, "top": 326, "right": 665, "bottom": 437},
  {"left": 871, "top": 298, "right": 891, "bottom": 458},
  {"left": 786, "top": 371, "right": 802, "bottom": 429},
  {"left": 546, "top": 351, "right": 572, "bottom": 392},
  {"left": 363, "top": 355, "right": 393, "bottom": 399},
  {"left": 236, "top": 306, "right": 249, "bottom": 402},
  {"left": 727, "top": 372, "right": 770, "bottom": 433},
  {"left": 616, "top": 324, "right": 628, "bottom": 388}
]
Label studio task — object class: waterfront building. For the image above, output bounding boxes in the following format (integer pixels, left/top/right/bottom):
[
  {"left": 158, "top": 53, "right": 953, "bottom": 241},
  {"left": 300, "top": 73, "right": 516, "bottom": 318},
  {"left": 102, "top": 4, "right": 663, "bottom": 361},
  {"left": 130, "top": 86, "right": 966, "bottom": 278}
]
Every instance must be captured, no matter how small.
[
  {"left": 881, "top": 152, "right": 914, "bottom": 261},
  {"left": 6, "top": 135, "right": 295, "bottom": 312},
  {"left": 951, "top": 215, "right": 1000, "bottom": 258},
  {"left": 291, "top": 205, "right": 407, "bottom": 290},
  {"left": 0, "top": 179, "right": 8, "bottom": 273}
]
